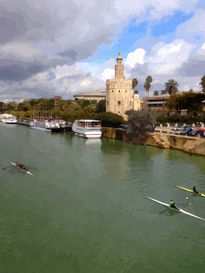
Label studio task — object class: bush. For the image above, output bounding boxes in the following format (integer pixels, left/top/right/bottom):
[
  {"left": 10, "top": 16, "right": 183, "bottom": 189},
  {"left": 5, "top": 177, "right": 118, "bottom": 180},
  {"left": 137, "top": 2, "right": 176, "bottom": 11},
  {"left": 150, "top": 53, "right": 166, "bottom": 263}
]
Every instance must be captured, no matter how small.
[{"left": 96, "top": 112, "right": 124, "bottom": 128}]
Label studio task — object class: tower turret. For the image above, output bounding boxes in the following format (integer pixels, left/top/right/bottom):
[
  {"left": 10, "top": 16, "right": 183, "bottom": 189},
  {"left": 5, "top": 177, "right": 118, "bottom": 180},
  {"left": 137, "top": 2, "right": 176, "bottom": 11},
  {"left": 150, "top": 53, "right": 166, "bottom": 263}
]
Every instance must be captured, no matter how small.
[{"left": 115, "top": 53, "right": 124, "bottom": 80}]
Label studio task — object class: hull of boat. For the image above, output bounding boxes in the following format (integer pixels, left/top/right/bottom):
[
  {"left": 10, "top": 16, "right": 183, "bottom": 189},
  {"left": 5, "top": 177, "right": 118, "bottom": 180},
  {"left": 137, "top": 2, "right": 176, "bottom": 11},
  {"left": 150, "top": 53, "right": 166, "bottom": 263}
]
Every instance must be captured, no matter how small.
[
  {"left": 176, "top": 185, "right": 205, "bottom": 198},
  {"left": 74, "top": 131, "right": 102, "bottom": 139},
  {"left": 30, "top": 126, "right": 51, "bottom": 132}
]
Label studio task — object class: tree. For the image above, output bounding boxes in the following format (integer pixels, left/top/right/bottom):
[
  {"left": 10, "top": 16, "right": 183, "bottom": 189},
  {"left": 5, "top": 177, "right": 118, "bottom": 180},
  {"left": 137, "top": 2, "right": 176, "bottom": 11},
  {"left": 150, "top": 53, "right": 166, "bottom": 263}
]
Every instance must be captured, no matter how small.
[
  {"left": 154, "top": 91, "right": 159, "bottom": 96},
  {"left": 96, "top": 99, "right": 106, "bottom": 113},
  {"left": 97, "top": 112, "right": 124, "bottom": 128},
  {"left": 132, "top": 78, "right": 138, "bottom": 90},
  {"left": 199, "top": 75, "right": 205, "bottom": 93},
  {"left": 126, "top": 110, "right": 157, "bottom": 143},
  {"left": 164, "top": 79, "right": 178, "bottom": 96},
  {"left": 165, "top": 92, "right": 205, "bottom": 116},
  {"left": 144, "top": 76, "right": 153, "bottom": 98},
  {"left": 165, "top": 94, "right": 184, "bottom": 114}
]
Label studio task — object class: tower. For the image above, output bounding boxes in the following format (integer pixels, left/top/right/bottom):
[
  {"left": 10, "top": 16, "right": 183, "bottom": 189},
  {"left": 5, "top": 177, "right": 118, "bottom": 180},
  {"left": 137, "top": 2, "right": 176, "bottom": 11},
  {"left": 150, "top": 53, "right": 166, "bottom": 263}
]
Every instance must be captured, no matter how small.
[{"left": 106, "top": 54, "right": 133, "bottom": 120}]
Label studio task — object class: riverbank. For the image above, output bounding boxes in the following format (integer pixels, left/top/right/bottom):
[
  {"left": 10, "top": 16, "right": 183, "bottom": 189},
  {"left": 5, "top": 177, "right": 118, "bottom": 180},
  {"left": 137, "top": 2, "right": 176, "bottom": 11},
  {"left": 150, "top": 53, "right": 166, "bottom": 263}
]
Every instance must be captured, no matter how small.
[{"left": 101, "top": 127, "right": 205, "bottom": 156}]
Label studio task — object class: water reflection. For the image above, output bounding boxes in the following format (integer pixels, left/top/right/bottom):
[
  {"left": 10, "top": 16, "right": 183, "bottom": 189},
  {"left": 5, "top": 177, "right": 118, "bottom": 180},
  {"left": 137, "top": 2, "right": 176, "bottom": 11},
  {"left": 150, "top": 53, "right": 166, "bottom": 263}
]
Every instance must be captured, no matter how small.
[{"left": 85, "top": 138, "right": 102, "bottom": 147}]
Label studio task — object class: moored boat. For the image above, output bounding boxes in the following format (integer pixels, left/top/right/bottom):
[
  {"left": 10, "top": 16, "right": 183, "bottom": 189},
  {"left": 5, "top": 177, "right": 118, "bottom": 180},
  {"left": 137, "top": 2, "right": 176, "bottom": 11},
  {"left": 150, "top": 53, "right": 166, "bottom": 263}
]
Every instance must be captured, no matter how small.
[
  {"left": 30, "top": 118, "right": 68, "bottom": 132},
  {"left": 72, "top": 119, "right": 102, "bottom": 139},
  {"left": 0, "top": 114, "right": 17, "bottom": 124}
]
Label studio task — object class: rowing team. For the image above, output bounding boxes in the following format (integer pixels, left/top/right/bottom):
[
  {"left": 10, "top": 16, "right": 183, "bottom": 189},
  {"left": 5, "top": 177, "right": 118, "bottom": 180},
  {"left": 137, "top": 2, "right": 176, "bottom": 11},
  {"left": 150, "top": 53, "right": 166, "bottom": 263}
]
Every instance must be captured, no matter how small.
[
  {"left": 15, "top": 162, "right": 28, "bottom": 171},
  {"left": 170, "top": 186, "right": 198, "bottom": 210}
]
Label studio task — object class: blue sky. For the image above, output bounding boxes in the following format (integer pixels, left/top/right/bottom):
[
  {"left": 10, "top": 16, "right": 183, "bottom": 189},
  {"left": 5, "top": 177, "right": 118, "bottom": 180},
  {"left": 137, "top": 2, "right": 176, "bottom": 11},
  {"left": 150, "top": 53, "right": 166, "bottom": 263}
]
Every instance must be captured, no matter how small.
[{"left": 1, "top": 0, "right": 205, "bottom": 101}]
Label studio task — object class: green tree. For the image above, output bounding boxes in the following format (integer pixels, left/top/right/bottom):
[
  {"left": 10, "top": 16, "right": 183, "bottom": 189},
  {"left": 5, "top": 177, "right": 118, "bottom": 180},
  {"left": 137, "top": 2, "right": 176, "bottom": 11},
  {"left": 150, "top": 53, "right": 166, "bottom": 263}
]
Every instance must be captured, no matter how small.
[
  {"left": 154, "top": 91, "right": 159, "bottom": 96},
  {"left": 96, "top": 99, "right": 106, "bottom": 113},
  {"left": 144, "top": 76, "right": 153, "bottom": 98},
  {"left": 164, "top": 79, "right": 178, "bottom": 96},
  {"left": 165, "top": 94, "right": 184, "bottom": 114},
  {"left": 166, "top": 92, "right": 205, "bottom": 116},
  {"left": 132, "top": 78, "right": 138, "bottom": 90},
  {"left": 97, "top": 112, "right": 124, "bottom": 128},
  {"left": 199, "top": 75, "right": 205, "bottom": 93}
]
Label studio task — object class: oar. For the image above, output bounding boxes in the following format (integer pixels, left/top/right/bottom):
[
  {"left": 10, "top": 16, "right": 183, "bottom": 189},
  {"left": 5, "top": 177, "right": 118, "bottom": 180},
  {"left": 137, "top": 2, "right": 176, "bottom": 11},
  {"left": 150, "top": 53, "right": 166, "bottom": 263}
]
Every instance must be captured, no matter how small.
[
  {"left": 2, "top": 166, "right": 11, "bottom": 170},
  {"left": 159, "top": 208, "right": 168, "bottom": 214}
]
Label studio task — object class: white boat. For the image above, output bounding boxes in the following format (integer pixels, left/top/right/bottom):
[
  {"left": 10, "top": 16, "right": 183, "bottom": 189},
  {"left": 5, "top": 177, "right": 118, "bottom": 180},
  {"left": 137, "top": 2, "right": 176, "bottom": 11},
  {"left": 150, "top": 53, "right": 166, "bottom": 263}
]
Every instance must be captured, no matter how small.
[
  {"left": 30, "top": 118, "right": 67, "bottom": 132},
  {"left": 0, "top": 114, "right": 17, "bottom": 124},
  {"left": 6, "top": 118, "right": 17, "bottom": 124},
  {"left": 146, "top": 196, "right": 205, "bottom": 222},
  {"left": 10, "top": 162, "right": 33, "bottom": 176},
  {"left": 72, "top": 119, "right": 102, "bottom": 139}
]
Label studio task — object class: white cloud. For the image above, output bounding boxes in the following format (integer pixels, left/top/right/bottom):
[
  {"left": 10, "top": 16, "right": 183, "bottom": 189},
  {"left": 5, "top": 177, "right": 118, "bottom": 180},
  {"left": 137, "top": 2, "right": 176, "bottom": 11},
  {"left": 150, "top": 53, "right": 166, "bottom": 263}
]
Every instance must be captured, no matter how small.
[
  {"left": 147, "top": 39, "right": 193, "bottom": 74},
  {"left": 80, "top": 79, "right": 92, "bottom": 87},
  {"left": 125, "top": 48, "right": 146, "bottom": 68},
  {"left": 99, "top": 68, "right": 115, "bottom": 81}
]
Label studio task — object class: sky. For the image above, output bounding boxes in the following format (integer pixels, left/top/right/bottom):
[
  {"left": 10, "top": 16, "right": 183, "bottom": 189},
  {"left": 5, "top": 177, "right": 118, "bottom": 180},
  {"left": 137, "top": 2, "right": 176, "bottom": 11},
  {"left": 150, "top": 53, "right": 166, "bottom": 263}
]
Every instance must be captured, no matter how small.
[{"left": 1, "top": 0, "right": 205, "bottom": 101}]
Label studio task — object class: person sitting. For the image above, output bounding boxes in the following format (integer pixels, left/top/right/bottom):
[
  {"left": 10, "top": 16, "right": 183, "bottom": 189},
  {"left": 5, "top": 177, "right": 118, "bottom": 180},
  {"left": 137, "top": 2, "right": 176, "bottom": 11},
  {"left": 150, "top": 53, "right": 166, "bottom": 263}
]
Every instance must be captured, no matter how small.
[
  {"left": 169, "top": 199, "right": 179, "bottom": 210},
  {"left": 193, "top": 186, "right": 199, "bottom": 194}
]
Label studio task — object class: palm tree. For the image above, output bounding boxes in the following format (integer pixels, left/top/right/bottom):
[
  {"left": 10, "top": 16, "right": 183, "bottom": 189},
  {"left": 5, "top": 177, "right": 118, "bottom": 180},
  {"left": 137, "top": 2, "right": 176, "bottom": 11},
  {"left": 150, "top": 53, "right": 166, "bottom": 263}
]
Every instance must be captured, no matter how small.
[
  {"left": 144, "top": 76, "right": 152, "bottom": 97},
  {"left": 200, "top": 75, "right": 205, "bottom": 93},
  {"left": 132, "top": 78, "right": 138, "bottom": 90},
  {"left": 164, "top": 79, "right": 178, "bottom": 96}
]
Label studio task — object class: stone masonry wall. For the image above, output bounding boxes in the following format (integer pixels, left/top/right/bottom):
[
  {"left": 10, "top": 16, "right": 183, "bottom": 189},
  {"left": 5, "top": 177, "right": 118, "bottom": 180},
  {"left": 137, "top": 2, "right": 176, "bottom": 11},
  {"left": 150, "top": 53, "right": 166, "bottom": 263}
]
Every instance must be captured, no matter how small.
[{"left": 101, "top": 127, "right": 205, "bottom": 156}]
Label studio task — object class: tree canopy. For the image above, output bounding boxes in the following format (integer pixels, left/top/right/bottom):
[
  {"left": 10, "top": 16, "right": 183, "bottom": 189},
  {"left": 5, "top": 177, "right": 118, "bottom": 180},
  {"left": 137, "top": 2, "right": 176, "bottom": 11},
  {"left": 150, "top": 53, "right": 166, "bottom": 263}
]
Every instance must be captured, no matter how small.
[
  {"left": 132, "top": 78, "right": 138, "bottom": 90},
  {"left": 164, "top": 79, "right": 178, "bottom": 95},
  {"left": 200, "top": 75, "right": 205, "bottom": 93},
  {"left": 165, "top": 92, "right": 205, "bottom": 116},
  {"left": 144, "top": 76, "right": 153, "bottom": 97}
]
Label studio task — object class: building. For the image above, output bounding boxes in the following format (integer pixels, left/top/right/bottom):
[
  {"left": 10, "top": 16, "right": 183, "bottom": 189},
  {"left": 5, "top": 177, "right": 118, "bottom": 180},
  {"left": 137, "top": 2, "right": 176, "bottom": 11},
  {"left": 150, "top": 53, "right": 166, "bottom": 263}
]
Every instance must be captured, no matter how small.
[
  {"left": 147, "top": 94, "right": 170, "bottom": 111},
  {"left": 74, "top": 92, "right": 105, "bottom": 102},
  {"left": 54, "top": 96, "right": 63, "bottom": 101},
  {"left": 133, "top": 92, "right": 141, "bottom": 110},
  {"left": 106, "top": 54, "right": 133, "bottom": 120}
]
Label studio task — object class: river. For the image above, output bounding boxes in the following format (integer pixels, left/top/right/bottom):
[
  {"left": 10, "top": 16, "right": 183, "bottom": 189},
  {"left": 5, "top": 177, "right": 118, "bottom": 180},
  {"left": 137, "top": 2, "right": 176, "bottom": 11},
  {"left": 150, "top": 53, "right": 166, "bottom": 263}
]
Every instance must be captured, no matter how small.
[{"left": 0, "top": 123, "right": 205, "bottom": 273}]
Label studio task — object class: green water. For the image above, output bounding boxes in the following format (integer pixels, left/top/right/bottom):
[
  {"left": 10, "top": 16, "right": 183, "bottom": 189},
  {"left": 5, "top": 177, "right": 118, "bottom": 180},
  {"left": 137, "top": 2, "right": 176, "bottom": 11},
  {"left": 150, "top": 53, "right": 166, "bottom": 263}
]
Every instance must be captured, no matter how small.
[{"left": 0, "top": 124, "right": 205, "bottom": 273}]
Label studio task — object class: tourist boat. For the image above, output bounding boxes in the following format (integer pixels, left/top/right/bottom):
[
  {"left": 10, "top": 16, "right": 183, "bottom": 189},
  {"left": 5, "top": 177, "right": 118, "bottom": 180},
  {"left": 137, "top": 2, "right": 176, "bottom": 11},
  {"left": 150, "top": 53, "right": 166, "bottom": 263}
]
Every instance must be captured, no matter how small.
[
  {"left": 72, "top": 120, "right": 102, "bottom": 138},
  {"left": 0, "top": 114, "right": 17, "bottom": 124},
  {"left": 5, "top": 118, "right": 17, "bottom": 124},
  {"left": 146, "top": 196, "right": 205, "bottom": 221},
  {"left": 30, "top": 118, "right": 68, "bottom": 132},
  {"left": 10, "top": 162, "right": 33, "bottom": 176}
]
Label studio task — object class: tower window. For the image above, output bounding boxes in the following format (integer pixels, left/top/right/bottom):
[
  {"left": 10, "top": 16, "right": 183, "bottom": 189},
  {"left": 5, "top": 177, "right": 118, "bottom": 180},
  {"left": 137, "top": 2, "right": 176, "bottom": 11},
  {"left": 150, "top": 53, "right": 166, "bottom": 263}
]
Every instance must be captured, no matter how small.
[
  {"left": 125, "top": 90, "right": 127, "bottom": 92},
  {"left": 112, "top": 90, "right": 113, "bottom": 92},
  {"left": 118, "top": 90, "right": 120, "bottom": 93},
  {"left": 118, "top": 101, "right": 121, "bottom": 105},
  {"left": 118, "top": 111, "right": 120, "bottom": 114}
]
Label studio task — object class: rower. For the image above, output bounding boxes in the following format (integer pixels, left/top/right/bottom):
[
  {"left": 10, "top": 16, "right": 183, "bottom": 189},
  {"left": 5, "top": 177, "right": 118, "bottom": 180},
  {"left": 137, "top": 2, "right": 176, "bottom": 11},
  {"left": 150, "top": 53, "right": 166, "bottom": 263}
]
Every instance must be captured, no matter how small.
[
  {"left": 193, "top": 186, "right": 199, "bottom": 194},
  {"left": 169, "top": 199, "right": 179, "bottom": 210}
]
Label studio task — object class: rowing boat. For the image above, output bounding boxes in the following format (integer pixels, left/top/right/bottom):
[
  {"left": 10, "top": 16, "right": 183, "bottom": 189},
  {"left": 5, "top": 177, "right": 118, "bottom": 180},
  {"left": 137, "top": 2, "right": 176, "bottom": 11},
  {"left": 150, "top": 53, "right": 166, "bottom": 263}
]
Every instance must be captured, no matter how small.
[
  {"left": 10, "top": 162, "right": 33, "bottom": 176},
  {"left": 146, "top": 196, "right": 205, "bottom": 222},
  {"left": 175, "top": 185, "right": 205, "bottom": 198}
]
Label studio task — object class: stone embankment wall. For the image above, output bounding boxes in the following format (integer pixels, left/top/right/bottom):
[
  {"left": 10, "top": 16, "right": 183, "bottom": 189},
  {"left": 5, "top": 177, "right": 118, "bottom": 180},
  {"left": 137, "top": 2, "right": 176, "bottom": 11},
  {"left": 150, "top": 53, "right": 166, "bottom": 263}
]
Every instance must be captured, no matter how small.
[{"left": 101, "top": 127, "right": 205, "bottom": 156}]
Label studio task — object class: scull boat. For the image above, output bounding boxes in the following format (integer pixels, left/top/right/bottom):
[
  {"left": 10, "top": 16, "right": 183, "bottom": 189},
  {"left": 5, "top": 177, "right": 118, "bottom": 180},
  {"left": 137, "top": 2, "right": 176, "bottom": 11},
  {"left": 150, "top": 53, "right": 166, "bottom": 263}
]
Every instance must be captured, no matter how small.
[
  {"left": 175, "top": 185, "right": 205, "bottom": 198},
  {"left": 10, "top": 162, "right": 33, "bottom": 176},
  {"left": 146, "top": 196, "right": 205, "bottom": 222}
]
